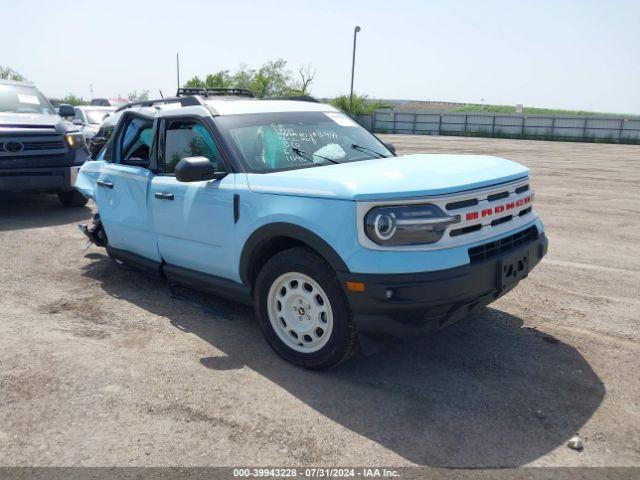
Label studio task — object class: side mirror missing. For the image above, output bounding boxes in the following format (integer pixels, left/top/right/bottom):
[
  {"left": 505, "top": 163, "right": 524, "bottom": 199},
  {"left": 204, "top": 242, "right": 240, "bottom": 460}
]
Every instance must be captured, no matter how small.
[
  {"left": 384, "top": 142, "right": 396, "bottom": 155},
  {"left": 58, "top": 104, "right": 75, "bottom": 118},
  {"left": 89, "top": 137, "right": 107, "bottom": 159},
  {"left": 175, "top": 156, "right": 227, "bottom": 182}
]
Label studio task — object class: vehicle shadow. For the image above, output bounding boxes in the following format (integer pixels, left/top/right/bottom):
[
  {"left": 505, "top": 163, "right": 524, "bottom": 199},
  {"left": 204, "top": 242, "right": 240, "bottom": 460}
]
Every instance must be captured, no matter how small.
[
  {"left": 0, "top": 192, "right": 92, "bottom": 231},
  {"left": 82, "top": 253, "right": 605, "bottom": 468}
]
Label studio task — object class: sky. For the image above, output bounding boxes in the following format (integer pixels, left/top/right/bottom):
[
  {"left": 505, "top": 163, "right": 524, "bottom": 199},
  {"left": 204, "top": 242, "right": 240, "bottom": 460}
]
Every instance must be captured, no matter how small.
[{"left": 1, "top": 0, "right": 639, "bottom": 113}]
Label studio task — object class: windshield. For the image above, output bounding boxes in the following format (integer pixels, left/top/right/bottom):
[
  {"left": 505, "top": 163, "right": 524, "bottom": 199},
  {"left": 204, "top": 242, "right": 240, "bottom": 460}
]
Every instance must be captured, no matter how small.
[
  {"left": 0, "top": 84, "right": 55, "bottom": 115},
  {"left": 85, "top": 109, "right": 113, "bottom": 124},
  {"left": 215, "top": 111, "right": 392, "bottom": 172}
]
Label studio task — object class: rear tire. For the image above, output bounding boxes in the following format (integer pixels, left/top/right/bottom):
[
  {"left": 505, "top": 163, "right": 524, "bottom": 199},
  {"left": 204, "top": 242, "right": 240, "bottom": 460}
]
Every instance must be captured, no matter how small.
[
  {"left": 254, "top": 247, "right": 359, "bottom": 369},
  {"left": 58, "top": 190, "right": 88, "bottom": 207}
]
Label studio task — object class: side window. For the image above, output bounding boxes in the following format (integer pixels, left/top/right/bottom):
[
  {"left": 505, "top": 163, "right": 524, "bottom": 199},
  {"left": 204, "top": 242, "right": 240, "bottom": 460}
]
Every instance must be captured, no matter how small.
[
  {"left": 118, "top": 117, "right": 153, "bottom": 168},
  {"left": 163, "top": 120, "right": 221, "bottom": 174},
  {"left": 73, "top": 109, "right": 84, "bottom": 123}
]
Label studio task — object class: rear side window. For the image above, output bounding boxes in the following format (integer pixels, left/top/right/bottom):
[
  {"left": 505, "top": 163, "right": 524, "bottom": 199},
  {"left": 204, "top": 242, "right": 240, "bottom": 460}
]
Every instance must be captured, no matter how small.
[{"left": 163, "top": 120, "right": 221, "bottom": 174}]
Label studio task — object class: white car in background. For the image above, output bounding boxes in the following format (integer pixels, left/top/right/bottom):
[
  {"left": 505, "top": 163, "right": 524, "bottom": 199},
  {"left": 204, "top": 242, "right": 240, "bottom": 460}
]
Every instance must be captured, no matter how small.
[{"left": 70, "top": 106, "right": 116, "bottom": 141}]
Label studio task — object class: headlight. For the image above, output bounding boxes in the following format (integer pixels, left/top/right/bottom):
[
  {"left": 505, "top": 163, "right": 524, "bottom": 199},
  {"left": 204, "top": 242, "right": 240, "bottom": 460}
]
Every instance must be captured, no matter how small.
[
  {"left": 65, "top": 132, "right": 86, "bottom": 148},
  {"left": 364, "top": 204, "right": 459, "bottom": 246}
]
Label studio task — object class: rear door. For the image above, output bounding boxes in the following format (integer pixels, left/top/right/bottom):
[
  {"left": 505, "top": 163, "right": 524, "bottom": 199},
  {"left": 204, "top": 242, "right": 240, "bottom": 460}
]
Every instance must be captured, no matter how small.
[
  {"left": 94, "top": 113, "right": 160, "bottom": 262},
  {"left": 149, "top": 117, "right": 237, "bottom": 280}
]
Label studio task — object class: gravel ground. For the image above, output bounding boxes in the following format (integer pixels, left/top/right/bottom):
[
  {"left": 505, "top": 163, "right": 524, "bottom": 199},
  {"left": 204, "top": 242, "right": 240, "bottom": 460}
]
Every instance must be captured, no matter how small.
[{"left": 0, "top": 135, "right": 639, "bottom": 468}]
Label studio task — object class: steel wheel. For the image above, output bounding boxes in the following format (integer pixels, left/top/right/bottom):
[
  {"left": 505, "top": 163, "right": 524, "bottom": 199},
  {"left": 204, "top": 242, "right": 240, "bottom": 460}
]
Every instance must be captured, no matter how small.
[{"left": 266, "top": 271, "right": 334, "bottom": 353}]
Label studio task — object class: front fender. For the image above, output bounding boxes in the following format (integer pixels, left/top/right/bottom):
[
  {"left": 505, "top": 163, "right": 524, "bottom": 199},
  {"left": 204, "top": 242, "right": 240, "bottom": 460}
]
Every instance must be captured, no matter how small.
[
  {"left": 239, "top": 222, "right": 351, "bottom": 284},
  {"left": 235, "top": 190, "right": 360, "bottom": 283}
]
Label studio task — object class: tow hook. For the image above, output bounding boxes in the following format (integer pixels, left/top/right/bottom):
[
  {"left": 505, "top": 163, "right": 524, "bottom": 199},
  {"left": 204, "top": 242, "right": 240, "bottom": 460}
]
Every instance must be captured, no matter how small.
[{"left": 78, "top": 213, "right": 107, "bottom": 247}]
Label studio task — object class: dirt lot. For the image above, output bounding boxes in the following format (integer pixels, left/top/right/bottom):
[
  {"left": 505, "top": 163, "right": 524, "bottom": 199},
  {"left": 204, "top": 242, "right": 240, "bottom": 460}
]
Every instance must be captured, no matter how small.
[{"left": 0, "top": 135, "right": 639, "bottom": 468}]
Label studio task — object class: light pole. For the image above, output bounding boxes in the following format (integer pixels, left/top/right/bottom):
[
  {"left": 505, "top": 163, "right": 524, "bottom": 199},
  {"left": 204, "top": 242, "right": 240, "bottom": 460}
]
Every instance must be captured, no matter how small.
[
  {"left": 176, "top": 53, "right": 180, "bottom": 89},
  {"left": 349, "top": 26, "right": 361, "bottom": 114}
]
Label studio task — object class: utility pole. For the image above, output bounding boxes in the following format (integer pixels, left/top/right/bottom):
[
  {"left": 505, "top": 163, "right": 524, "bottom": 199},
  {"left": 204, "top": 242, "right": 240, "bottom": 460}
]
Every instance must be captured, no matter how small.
[
  {"left": 176, "top": 53, "right": 180, "bottom": 89},
  {"left": 349, "top": 26, "right": 362, "bottom": 114}
]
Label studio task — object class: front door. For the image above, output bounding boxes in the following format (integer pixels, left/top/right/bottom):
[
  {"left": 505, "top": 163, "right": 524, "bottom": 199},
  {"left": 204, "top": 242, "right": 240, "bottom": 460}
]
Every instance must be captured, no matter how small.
[
  {"left": 94, "top": 115, "right": 160, "bottom": 262},
  {"left": 150, "top": 118, "right": 237, "bottom": 280}
]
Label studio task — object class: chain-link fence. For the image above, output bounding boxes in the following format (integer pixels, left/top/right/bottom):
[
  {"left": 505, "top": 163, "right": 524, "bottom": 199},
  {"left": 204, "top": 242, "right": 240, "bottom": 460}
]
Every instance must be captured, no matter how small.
[{"left": 356, "top": 111, "right": 640, "bottom": 144}]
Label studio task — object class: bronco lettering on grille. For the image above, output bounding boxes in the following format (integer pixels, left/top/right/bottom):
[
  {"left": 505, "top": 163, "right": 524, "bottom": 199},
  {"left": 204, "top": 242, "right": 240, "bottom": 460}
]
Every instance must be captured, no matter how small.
[{"left": 465, "top": 194, "right": 532, "bottom": 221}]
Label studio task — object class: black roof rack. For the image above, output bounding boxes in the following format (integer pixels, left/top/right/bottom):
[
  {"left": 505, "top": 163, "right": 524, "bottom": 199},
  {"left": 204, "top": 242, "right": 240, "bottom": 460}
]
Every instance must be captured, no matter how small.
[
  {"left": 176, "top": 87, "right": 255, "bottom": 98},
  {"left": 114, "top": 96, "right": 204, "bottom": 113},
  {"left": 268, "top": 95, "right": 321, "bottom": 103}
]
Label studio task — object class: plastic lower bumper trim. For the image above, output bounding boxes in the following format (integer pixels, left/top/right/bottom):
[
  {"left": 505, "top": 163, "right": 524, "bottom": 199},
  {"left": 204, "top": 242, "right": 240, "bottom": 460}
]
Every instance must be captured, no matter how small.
[{"left": 338, "top": 232, "right": 548, "bottom": 346}]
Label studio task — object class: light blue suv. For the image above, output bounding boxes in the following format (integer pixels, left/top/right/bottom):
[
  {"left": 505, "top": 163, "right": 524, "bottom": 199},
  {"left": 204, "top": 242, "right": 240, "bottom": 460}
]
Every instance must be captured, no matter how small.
[{"left": 76, "top": 88, "right": 548, "bottom": 369}]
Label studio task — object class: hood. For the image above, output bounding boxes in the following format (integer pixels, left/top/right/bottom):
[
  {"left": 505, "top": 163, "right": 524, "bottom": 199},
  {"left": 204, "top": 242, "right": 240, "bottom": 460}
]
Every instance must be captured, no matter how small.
[
  {"left": 0, "top": 112, "right": 63, "bottom": 128},
  {"left": 246, "top": 154, "right": 530, "bottom": 201}
]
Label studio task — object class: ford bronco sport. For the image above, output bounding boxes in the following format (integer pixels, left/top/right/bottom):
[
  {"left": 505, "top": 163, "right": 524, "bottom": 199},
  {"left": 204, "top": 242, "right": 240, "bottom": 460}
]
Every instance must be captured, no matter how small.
[
  {"left": 76, "top": 88, "right": 548, "bottom": 369},
  {"left": 0, "top": 80, "right": 89, "bottom": 206}
]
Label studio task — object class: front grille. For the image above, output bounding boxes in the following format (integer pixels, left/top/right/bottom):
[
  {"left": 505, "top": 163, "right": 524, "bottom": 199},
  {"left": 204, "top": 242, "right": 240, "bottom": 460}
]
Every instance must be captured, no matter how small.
[
  {"left": 444, "top": 180, "right": 534, "bottom": 238},
  {"left": 450, "top": 224, "right": 482, "bottom": 237},
  {"left": 446, "top": 198, "right": 478, "bottom": 210},
  {"left": 0, "top": 135, "right": 67, "bottom": 156},
  {"left": 491, "top": 215, "right": 513, "bottom": 227},
  {"left": 487, "top": 191, "right": 510, "bottom": 202},
  {"left": 468, "top": 226, "right": 538, "bottom": 263},
  {"left": 22, "top": 140, "right": 66, "bottom": 151}
]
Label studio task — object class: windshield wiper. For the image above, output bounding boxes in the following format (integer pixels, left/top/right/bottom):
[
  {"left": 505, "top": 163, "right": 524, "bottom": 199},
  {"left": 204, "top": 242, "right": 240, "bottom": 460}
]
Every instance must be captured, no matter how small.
[
  {"left": 351, "top": 143, "right": 387, "bottom": 159},
  {"left": 291, "top": 147, "right": 340, "bottom": 165}
]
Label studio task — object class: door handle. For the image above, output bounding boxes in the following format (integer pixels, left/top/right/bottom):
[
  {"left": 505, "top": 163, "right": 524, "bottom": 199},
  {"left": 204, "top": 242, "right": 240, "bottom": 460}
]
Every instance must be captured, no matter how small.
[
  {"left": 97, "top": 180, "right": 114, "bottom": 189},
  {"left": 154, "top": 192, "right": 174, "bottom": 201}
]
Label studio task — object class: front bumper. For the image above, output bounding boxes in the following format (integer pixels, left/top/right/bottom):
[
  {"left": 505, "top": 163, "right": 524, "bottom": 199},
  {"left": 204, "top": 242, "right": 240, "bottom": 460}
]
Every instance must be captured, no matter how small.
[
  {"left": 0, "top": 166, "right": 81, "bottom": 192},
  {"left": 338, "top": 231, "right": 548, "bottom": 344}
]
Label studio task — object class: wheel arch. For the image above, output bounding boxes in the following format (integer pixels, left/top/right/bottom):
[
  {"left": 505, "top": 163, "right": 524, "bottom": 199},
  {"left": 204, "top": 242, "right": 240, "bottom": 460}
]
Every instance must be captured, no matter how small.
[{"left": 239, "top": 222, "right": 349, "bottom": 288}]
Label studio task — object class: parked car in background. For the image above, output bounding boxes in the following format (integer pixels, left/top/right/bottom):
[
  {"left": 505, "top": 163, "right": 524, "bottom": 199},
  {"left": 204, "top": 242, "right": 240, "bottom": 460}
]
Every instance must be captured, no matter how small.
[
  {"left": 89, "top": 98, "right": 128, "bottom": 108},
  {"left": 76, "top": 88, "right": 547, "bottom": 368},
  {"left": 69, "top": 106, "right": 116, "bottom": 142},
  {"left": 0, "top": 79, "right": 89, "bottom": 206}
]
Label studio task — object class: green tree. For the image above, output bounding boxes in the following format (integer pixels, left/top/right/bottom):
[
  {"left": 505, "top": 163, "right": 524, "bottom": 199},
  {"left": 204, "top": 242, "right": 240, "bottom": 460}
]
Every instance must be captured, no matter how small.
[
  {"left": 0, "top": 66, "right": 26, "bottom": 82},
  {"left": 184, "top": 71, "right": 232, "bottom": 89},
  {"left": 184, "top": 76, "right": 205, "bottom": 88},
  {"left": 183, "top": 59, "right": 311, "bottom": 98},
  {"left": 205, "top": 71, "right": 232, "bottom": 88},
  {"left": 127, "top": 89, "right": 150, "bottom": 101},
  {"left": 49, "top": 93, "right": 87, "bottom": 106},
  {"left": 329, "top": 93, "right": 383, "bottom": 116},
  {"left": 249, "top": 59, "right": 292, "bottom": 97}
]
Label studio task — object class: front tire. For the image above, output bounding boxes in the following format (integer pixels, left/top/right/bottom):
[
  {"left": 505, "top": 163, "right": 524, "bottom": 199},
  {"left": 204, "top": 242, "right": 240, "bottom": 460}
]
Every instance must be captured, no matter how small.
[
  {"left": 254, "top": 247, "right": 358, "bottom": 369},
  {"left": 58, "top": 190, "right": 88, "bottom": 207}
]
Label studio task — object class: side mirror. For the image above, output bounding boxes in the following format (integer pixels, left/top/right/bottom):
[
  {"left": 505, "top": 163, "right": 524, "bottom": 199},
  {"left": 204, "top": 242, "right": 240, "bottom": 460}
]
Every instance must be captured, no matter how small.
[
  {"left": 59, "top": 104, "right": 75, "bottom": 118},
  {"left": 384, "top": 142, "right": 396, "bottom": 155},
  {"left": 175, "top": 156, "right": 226, "bottom": 182},
  {"left": 72, "top": 118, "right": 84, "bottom": 126}
]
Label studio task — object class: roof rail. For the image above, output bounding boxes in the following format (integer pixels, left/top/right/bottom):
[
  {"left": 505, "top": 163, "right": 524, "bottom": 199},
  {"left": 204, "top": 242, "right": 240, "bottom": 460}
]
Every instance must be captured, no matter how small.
[
  {"left": 268, "top": 95, "right": 321, "bottom": 103},
  {"left": 176, "top": 87, "right": 255, "bottom": 98},
  {"left": 114, "top": 96, "right": 204, "bottom": 113}
]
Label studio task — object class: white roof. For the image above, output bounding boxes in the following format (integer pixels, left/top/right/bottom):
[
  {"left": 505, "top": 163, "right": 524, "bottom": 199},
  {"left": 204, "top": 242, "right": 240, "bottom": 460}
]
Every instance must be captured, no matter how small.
[{"left": 204, "top": 99, "right": 338, "bottom": 115}]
